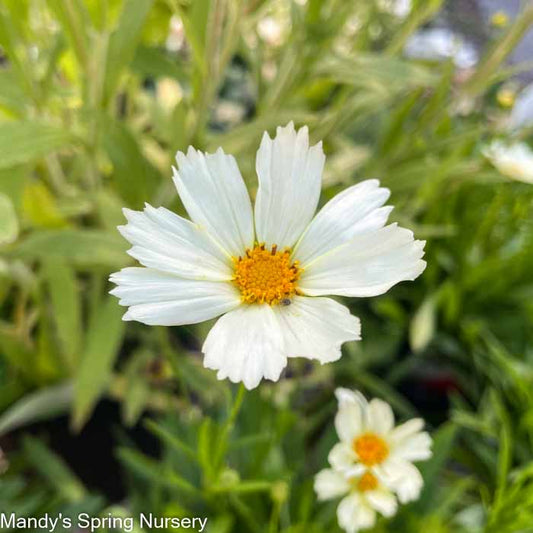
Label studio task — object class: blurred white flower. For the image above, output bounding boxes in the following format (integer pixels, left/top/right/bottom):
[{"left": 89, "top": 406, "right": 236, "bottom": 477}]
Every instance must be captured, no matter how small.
[
  {"left": 378, "top": 0, "right": 412, "bottom": 19},
  {"left": 257, "top": 16, "right": 286, "bottom": 47},
  {"left": 314, "top": 389, "right": 432, "bottom": 531},
  {"left": 156, "top": 78, "right": 182, "bottom": 112},
  {"left": 392, "top": 0, "right": 412, "bottom": 18},
  {"left": 508, "top": 83, "right": 533, "bottom": 131},
  {"left": 404, "top": 28, "right": 478, "bottom": 69},
  {"left": 212, "top": 100, "right": 246, "bottom": 128},
  {"left": 110, "top": 123, "right": 426, "bottom": 389},
  {"left": 328, "top": 388, "right": 432, "bottom": 503},
  {"left": 483, "top": 141, "right": 533, "bottom": 184},
  {"left": 166, "top": 15, "right": 185, "bottom": 53},
  {"left": 315, "top": 468, "right": 397, "bottom": 532}
]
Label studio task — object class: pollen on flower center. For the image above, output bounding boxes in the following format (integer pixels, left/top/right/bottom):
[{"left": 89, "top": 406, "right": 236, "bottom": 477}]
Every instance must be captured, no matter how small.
[
  {"left": 353, "top": 433, "right": 389, "bottom": 466},
  {"left": 233, "top": 244, "right": 301, "bottom": 305},
  {"left": 354, "top": 471, "right": 379, "bottom": 492}
]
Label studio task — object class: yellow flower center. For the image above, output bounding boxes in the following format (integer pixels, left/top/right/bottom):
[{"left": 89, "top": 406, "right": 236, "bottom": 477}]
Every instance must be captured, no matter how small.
[
  {"left": 353, "top": 433, "right": 389, "bottom": 466},
  {"left": 233, "top": 244, "right": 301, "bottom": 305},
  {"left": 354, "top": 471, "right": 379, "bottom": 493}
]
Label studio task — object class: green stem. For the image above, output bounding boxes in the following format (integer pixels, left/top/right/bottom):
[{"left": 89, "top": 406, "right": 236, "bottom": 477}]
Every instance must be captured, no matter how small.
[
  {"left": 214, "top": 384, "right": 246, "bottom": 469},
  {"left": 462, "top": 4, "right": 533, "bottom": 97}
]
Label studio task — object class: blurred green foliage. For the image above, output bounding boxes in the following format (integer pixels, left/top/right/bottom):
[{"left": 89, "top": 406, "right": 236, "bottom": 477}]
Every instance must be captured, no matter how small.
[{"left": 0, "top": 0, "right": 533, "bottom": 532}]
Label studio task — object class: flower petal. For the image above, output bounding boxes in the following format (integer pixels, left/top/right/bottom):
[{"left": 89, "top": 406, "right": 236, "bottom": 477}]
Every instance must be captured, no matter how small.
[
  {"left": 299, "top": 224, "right": 426, "bottom": 297},
  {"left": 365, "top": 489, "right": 398, "bottom": 518},
  {"left": 110, "top": 268, "right": 241, "bottom": 326},
  {"left": 273, "top": 296, "right": 360, "bottom": 363},
  {"left": 202, "top": 304, "right": 286, "bottom": 389},
  {"left": 119, "top": 204, "right": 232, "bottom": 280},
  {"left": 389, "top": 418, "right": 425, "bottom": 444},
  {"left": 337, "top": 494, "right": 376, "bottom": 533},
  {"left": 392, "top": 431, "right": 432, "bottom": 462},
  {"left": 365, "top": 399, "right": 395, "bottom": 435},
  {"left": 255, "top": 122, "right": 325, "bottom": 249},
  {"left": 173, "top": 147, "right": 254, "bottom": 257},
  {"left": 335, "top": 388, "right": 368, "bottom": 410},
  {"left": 379, "top": 458, "right": 424, "bottom": 503},
  {"left": 335, "top": 401, "right": 364, "bottom": 443},
  {"left": 314, "top": 469, "right": 350, "bottom": 501},
  {"left": 294, "top": 180, "right": 392, "bottom": 266},
  {"left": 328, "top": 442, "right": 357, "bottom": 471}
]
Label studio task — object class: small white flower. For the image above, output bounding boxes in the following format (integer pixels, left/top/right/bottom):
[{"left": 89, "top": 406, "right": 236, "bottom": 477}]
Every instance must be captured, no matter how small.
[
  {"left": 110, "top": 123, "right": 426, "bottom": 389},
  {"left": 315, "top": 468, "right": 397, "bottom": 533},
  {"left": 257, "top": 16, "right": 287, "bottom": 47},
  {"left": 508, "top": 83, "right": 533, "bottom": 131},
  {"left": 483, "top": 141, "right": 533, "bottom": 184},
  {"left": 328, "top": 388, "right": 432, "bottom": 504},
  {"left": 166, "top": 15, "right": 186, "bottom": 53},
  {"left": 404, "top": 28, "right": 478, "bottom": 69}
]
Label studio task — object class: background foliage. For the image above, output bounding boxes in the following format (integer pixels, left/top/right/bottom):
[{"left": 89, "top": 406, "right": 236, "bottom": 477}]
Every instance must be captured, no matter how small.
[{"left": 0, "top": 0, "right": 533, "bottom": 531}]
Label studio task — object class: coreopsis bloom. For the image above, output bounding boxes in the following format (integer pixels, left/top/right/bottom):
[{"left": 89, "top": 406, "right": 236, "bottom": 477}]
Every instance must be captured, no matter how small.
[
  {"left": 110, "top": 123, "right": 426, "bottom": 389},
  {"left": 483, "top": 141, "right": 533, "bottom": 184},
  {"left": 315, "top": 468, "right": 397, "bottom": 533},
  {"left": 330, "top": 388, "right": 432, "bottom": 501},
  {"left": 314, "top": 389, "right": 432, "bottom": 532}
]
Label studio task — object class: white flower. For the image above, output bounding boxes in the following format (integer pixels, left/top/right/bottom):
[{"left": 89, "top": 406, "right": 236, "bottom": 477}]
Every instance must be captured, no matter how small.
[
  {"left": 257, "top": 16, "right": 286, "bottom": 47},
  {"left": 483, "top": 141, "right": 533, "bottom": 184},
  {"left": 328, "top": 388, "right": 432, "bottom": 504},
  {"left": 110, "top": 123, "right": 426, "bottom": 389},
  {"left": 315, "top": 468, "right": 397, "bottom": 533},
  {"left": 509, "top": 83, "right": 533, "bottom": 131},
  {"left": 404, "top": 28, "right": 478, "bottom": 69}
]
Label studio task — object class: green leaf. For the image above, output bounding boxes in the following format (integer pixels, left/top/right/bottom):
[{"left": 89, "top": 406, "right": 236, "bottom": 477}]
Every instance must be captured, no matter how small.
[
  {"left": 23, "top": 436, "right": 87, "bottom": 502},
  {"left": 415, "top": 422, "right": 458, "bottom": 512},
  {"left": 117, "top": 448, "right": 201, "bottom": 495},
  {"left": 102, "top": 119, "right": 161, "bottom": 208},
  {"left": 132, "top": 46, "right": 188, "bottom": 83},
  {"left": 22, "top": 182, "right": 68, "bottom": 228},
  {"left": 174, "top": 0, "right": 210, "bottom": 73},
  {"left": 104, "top": 0, "right": 154, "bottom": 101},
  {"left": 0, "top": 382, "right": 73, "bottom": 436},
  {"left": 122, "top": 349, "right": 152, "bottom": 426},
  {"left": 10, "top": 229, "right": 129, "bottom": 269},
  {"left": 0, "top": 69, "right": 27, "bottom": 115},
  {"left": 0, "top": 192, "right": 19, "bottom": 245},
  {"left": 0, "top": 121, "right": 77, "bottom": 169},
  {"left": 72, "top": 296, "right": 125, "bottom": 431},
  {"left": 42, "top": 259, "right": 81, "bottom": 368},
  {"left": 145, "top": 419, "right": 198, "bottom": 462},
  {"left": 315, "top": 54, "right": 436, "bottom": 95}
]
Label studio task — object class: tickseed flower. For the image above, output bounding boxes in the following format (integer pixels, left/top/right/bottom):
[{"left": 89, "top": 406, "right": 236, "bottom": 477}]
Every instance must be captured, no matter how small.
[
  {"left": 315, "top": 468, "right": 397, "bottom": 533},
  {"left": 110, "top": 123, "right": 426, "bottom": 389},
  {"left": 483, "top": 141, "right": 533, "bottom": 184},
  {"left": 314, "top": 389, "right": 432, "bottom": 532}
]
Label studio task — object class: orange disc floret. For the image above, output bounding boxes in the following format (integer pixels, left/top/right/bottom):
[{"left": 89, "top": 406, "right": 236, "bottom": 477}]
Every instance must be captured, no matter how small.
[
  {"left": 353, "top": 433, "right": 389, "bottom": 467},
  {"left": 233, "top": 244, "right": 301, "bottom": 305},
  {"left": 355, "top": 471, "right": 379, "bottom": 492}
]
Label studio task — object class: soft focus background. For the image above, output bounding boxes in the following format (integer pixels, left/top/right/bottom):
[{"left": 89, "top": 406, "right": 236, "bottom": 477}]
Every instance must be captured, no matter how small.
[{"left": 1, "top": 0, "right": 533, "bottom": 531}]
